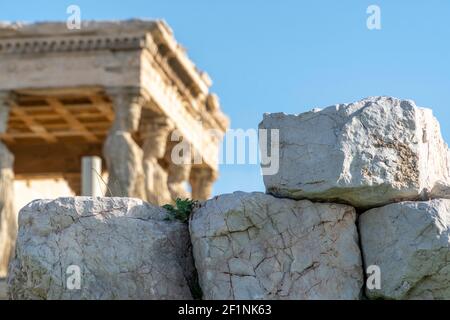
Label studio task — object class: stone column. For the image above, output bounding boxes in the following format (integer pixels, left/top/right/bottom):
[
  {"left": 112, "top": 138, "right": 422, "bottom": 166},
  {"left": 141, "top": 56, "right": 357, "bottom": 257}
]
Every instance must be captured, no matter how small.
[
  {"left": 189, "top": 167, "right": 217, "bottom": 201},
  {"left": 81, "top": 156, "right": 103, "bottom": 197},
  {"left": 140, "top": 115, "right": 173, "bottom": 205},
  {"left": 103, "top": 87, "right": 146, "bottom": 199},
  {"left": 165, "top": 137, "right": 192, "bottom": 201},
  {"left": 167, "top": 162, "right": 192, "bottom": 201},
  {"left": 0, "top": 92, "right": 16, "bottom": 277}
]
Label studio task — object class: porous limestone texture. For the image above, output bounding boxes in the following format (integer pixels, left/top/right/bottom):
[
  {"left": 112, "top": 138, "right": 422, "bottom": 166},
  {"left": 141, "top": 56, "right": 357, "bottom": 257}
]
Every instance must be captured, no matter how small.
[
  {"left": 8, "top": 197, "right": 196, "bottom": 300},
  {"left": 190, "top": 192, "right": 363, "bottom": 300},
  {"left": 260, "top": 97, "right": 450, "bottom": 209},
  {"left": 359, "top": 199, "right": 450, "bottom": 300}
]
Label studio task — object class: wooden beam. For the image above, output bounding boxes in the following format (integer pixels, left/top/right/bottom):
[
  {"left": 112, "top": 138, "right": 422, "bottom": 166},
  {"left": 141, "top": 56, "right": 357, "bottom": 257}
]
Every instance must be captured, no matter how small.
[
  {"left": 12, "top": 106, "right": 54, "bottom": 113},
  {"left": 10, "top": 142, "right": 103, "bottom": 177},
  {"left": 10, "top": 114, "right": 62, "bottom": 121},
  {"left": 9, "top": 105, "right": 58, "bottom": 143},
  {"left": 0, "top": 130, "right": 106, "bottom": 139},
  {"left": 88, "top": 95, "right": 114, "bottom": 121},
  {"left": 46, "top": 98, "right": 100, "bottom": 143},
  {"left": 51, "top": 130, "right": 105, "bottom": 137}
]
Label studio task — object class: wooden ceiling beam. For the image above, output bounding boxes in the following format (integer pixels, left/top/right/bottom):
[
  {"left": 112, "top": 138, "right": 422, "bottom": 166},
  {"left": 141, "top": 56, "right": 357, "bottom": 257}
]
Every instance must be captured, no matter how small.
[
  {"left": 9, "top": 105, "right": 58, "bottom": 143},
  {"left": 3, "top": 92, "right": 114, "bottom": 145},
  {"left": 46, "top": 98, "right": 100, "bottom": 143},
  {"left": 88, "top": 95, "right": 114, "bottom": 122},
  {"left": 1, "top": 130, "right": 106, "bottom": 139}
]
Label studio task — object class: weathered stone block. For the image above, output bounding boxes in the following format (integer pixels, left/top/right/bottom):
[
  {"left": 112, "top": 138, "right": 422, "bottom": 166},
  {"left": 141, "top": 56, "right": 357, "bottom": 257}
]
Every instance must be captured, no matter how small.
[
  {"left": 260, "top": 97, "right": 450, "bottom": 209},
  {"left": 8, "top": 197, "right": 196, "bottom": 300},
  {"left": 190, "top": 192, "right": 363, "bottom": 299},
  {"left": 359, "top": 199, "right": 450, "bottom": 300}
]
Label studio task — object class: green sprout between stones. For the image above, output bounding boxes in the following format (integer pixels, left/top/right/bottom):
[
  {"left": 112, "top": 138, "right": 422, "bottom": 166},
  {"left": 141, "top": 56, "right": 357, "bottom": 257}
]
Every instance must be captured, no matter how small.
[{"left": 163, "top": 198, "right": 198, "bottom": 223}]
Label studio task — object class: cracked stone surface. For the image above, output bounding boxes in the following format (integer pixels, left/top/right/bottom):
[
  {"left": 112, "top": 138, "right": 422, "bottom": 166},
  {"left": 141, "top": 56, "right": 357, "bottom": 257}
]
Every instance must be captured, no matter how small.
[
  {"left": 190, "top": 192, "right": 363, "bottom": 299},
  {"left": 7, "top": 197, "right": 196, "bottom": 300},
  {"left": 359, "top": 199, "right": 450, "bottom": 299},
  {"left": 260, "top": 96, "right": 450, "bottom": 209}
]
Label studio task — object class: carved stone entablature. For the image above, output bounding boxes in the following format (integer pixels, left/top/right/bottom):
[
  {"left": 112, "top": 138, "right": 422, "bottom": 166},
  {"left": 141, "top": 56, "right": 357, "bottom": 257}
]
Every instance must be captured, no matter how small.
[
  {"left": 0, "top": 20, "right": 229, "bottom": 139},
  {"left": 0, "top": 33, "right": 153, "bottom": 55}
]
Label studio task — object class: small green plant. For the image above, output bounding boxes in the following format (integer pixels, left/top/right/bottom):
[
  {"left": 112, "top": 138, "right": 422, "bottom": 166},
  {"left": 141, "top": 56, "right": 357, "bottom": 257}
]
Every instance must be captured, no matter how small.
[{"left": 163, "top": 198, "right": 197, "bottom": 223}]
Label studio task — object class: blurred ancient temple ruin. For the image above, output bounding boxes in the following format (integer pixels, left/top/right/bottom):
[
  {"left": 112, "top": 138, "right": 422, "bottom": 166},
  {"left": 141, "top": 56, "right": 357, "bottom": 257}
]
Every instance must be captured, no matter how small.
[{"left": 0, "top": 20, "right": 229, "bottom": 276}]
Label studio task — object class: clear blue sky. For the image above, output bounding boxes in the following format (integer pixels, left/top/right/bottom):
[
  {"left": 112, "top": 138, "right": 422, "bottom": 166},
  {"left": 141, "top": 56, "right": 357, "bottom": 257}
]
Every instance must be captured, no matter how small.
[{"left": 1, "top": 1, "right": 449, "bottom": 196}]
